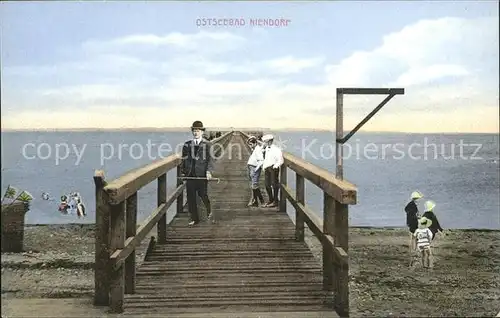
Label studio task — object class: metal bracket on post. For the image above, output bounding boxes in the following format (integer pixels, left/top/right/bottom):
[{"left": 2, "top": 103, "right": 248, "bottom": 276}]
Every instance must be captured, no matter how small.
[{"left": 335, "top": 88, "right": 405, "bottom": 180}]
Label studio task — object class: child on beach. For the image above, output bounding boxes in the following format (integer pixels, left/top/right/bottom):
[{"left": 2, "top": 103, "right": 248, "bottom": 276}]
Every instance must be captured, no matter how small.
[
  {"left": 422, "top": 200, "right": 444, "bottom": 240},
  {"left": 413, "top": 216, "right": 434, "bottom": 268},
  {"left": 405, "top": 191, "right": 424, "bottom": 251}
]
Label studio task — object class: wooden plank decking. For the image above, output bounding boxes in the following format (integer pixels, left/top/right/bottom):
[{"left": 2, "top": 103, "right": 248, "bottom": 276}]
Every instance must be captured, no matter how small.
[{"left": 122, "top": 133, "right": 338, "bottom": 316}]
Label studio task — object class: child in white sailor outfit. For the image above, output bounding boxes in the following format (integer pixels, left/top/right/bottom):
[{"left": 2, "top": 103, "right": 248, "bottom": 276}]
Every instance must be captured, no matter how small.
[
  {"left": 413, "top": 217, "right": 434, "bottom": 268},
  {"left": 246, "top": 136, "right": 265, "bottom": 206},
  {"left": 261, "top": 134, "right": 284, "bottom": 208}
]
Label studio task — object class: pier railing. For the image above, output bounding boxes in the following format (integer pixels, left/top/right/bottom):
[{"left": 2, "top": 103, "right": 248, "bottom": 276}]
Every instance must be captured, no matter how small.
[
  {"left": 240, "top": 131, "right": 357, "bottom": 317},
  {"left": 93, "top": 130, "right": 233, "bottom": 312}
]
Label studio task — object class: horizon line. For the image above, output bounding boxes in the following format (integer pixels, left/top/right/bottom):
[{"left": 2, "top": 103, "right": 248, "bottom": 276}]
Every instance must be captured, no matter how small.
[{"left": 1, "top": 127, "right": 498, "bottom": 134}]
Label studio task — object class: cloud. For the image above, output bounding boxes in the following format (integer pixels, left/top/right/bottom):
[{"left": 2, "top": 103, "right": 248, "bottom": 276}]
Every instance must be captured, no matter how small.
[
  {"left": 162, "top": 54, "right": 255, "bottom": 76},
  {"left": 262, "top": 56, "right": 325, "bottom": 74},
  {"left": 324, "top": 16, "right": 498, "bottom": 117},
  {"left": 376, "top": 17, "right": 497, "bottom": 67},
  {"left": 115, "top": 31, "right": 244, "bottom": 47},
  {"left": 160, "top": 55, "right": 325, "bottom": 76},
  {"left": 326, "top": 51, "right": 403, "bottom": 87},
  {"left": 3, "top": 54, "right": 149, "bottom": 79},
  {"left": 25, "top": 77, "right": 282, "bottom": 109},
  {"left": 327, "top": 17, "right": 498, "bottom": 87},
  {"left": 82, "top": 31, "right": 247, "bottom": 55},
  {"left": 392, "top": 64, "right": 469, "bottom": 87}
]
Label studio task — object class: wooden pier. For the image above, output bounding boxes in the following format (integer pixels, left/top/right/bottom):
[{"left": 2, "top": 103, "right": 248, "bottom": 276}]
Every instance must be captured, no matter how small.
[{"left": 93, "top": 130, "right": 357, "bottom": 317}]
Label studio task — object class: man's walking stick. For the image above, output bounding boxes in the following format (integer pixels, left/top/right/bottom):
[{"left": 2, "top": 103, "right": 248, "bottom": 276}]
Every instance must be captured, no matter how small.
[{"left": 177, "top": 177, "right": 221, "bottom": 184}]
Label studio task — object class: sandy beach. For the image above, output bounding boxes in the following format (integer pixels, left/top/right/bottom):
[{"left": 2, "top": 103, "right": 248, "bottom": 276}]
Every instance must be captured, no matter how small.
[{"left": 2, "top": 224, "right": 499, "bottom": 317}]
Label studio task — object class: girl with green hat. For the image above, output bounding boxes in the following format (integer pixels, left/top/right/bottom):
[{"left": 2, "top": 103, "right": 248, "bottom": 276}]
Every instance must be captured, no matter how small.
[{"left": 422, "top": 200, "right": 444, "bottom": 240}]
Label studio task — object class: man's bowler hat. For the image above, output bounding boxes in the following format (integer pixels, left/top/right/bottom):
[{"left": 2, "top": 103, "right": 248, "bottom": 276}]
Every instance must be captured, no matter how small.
[{"left": 191, "top": 120, "right": 206, "bottom": 131}]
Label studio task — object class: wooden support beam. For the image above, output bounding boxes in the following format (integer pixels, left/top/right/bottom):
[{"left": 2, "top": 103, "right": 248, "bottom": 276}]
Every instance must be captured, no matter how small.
[
  {"left": 334, "top": 200, "right": 349, "bottom": 317},
  {"left": 295, "top": 173, "right": 305, "bottom": 242},
  {"left": 279, "top": 166, "right": 287, "bottom": 213},
  {"left": 335, "top": 87, "right": 405, "bottom": 181},
  {"left": 176, "top": 165, "right": 184, "bottom": 214},
  {"left": 124, "top": 192, "right": 137, "bottom": 294},
  {"left": 338, "top": 93, "right": 398, "bottom": 145},
  {"left": 323, "top": 192, "right": 335, "bottom": 292},
  {"left": 157, "top": 173, "right": 167, "bottom": 244},
  {"left": 93, "top": 170, "right": 110, "bottom": 306},
  {"left": 337, "top": 88, "right": 404, "bottom": 95},
  {"left": 336, "top": 90, "right": 344, "bottom": 179},
  {"left": 109, "top": 201, "right": 125, "bottom": 313}
]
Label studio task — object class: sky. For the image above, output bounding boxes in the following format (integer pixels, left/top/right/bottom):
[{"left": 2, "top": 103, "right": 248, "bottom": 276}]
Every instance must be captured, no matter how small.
[{"left": 1, "top": 1, "right": 499, "bottom": 132}]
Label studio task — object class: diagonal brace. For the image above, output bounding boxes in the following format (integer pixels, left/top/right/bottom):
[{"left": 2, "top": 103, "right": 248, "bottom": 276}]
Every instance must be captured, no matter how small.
[
  {"left": 337, "top": 93, "right": 396, "bottom": 144},
  {"left": 335, "top": 87, "right": 404, "bottom": 180}
]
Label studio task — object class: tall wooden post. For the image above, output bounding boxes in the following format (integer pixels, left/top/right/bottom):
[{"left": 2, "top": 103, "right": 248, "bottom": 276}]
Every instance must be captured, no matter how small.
[
  {"left": 176, "top": 165, "right": 184, "bottom": 214},
  {"left": 109, "top": 201, "right": 126, "bottom": 313},
  {"left": 334, "top": 201, "right": 349, "bottom": 317},
  {"left": 336, "top": 89, "right": 344, "bottom": 180},
  {"left": 125, "top": 192, "right": 137, "bottom": 294},
  {"left": 157, "top": 173, "right": 167, "bottom": 244},
  {"left": 295, "top": 173, "right": 305, "bottom": 242},
  {"left": 93, "top": 170, "right": 110, "bottom": 306},
  {"left": 279, "top": 165, "right": 287, "bottom": 213},
  {"left": 323, "top": 193, "right": 335, "bottom": 292}
]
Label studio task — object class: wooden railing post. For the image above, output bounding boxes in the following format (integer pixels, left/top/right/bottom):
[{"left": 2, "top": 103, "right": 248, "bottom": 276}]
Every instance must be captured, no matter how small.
[
  {"left": 157, "top": 173, "right": 167, "bottom": 244},
  {"left": 323, "top": 192, "right": 335, "bottom": 292},
  {"left": 295, "top": 173, "right": 305, "bottom": 242},
  {"left": 334, "top": 201, "right": 349, "bottom": 317},
  {"left": 93, "top": 170, "right": 110, "bottom": 306},
  {"left": 109, "top": 201, "right": 126, "bottom": 313},
  {"left": 176, "top": 165, "right": 184, "bottom": 214},
  {"left": 271, "top": 151, "right": 356, "bottom": 318},
  {"left": 125, "top": 192, "right": 137, "bottom": 294},
  {"left": 279, "top": 165, "right": 287, "bottom": 213}
]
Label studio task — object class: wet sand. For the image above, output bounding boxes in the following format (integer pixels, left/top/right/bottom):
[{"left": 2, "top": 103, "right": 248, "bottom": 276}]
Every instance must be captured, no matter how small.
[{"left": 2, "top": 224, "right": 499, "bottom": 317}]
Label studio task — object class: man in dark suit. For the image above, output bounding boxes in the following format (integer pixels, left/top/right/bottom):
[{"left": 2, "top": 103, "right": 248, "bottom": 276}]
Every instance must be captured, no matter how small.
[{"left": 181, "top": 120, "right": 215, "bottom": 226}]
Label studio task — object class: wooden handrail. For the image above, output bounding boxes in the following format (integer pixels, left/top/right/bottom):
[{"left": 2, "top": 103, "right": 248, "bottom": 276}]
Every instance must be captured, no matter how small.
[
  {"left": 283, "top": 154, "right": 356, "bottom": 205},
  {"left": 93, "top": 131, "right": 234, "bottom": 313},
  {"left": 103, "top": 130, "right": 233, "bottom": 205},
  {"left": 209, "top": 130, "right": 233, "bottom": 144},
  {"left": 240, "top": 131, "right": 355, "bottom": 317},
  {"left": 104, "top": 155, "right": 181, "bottom": 205}
]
